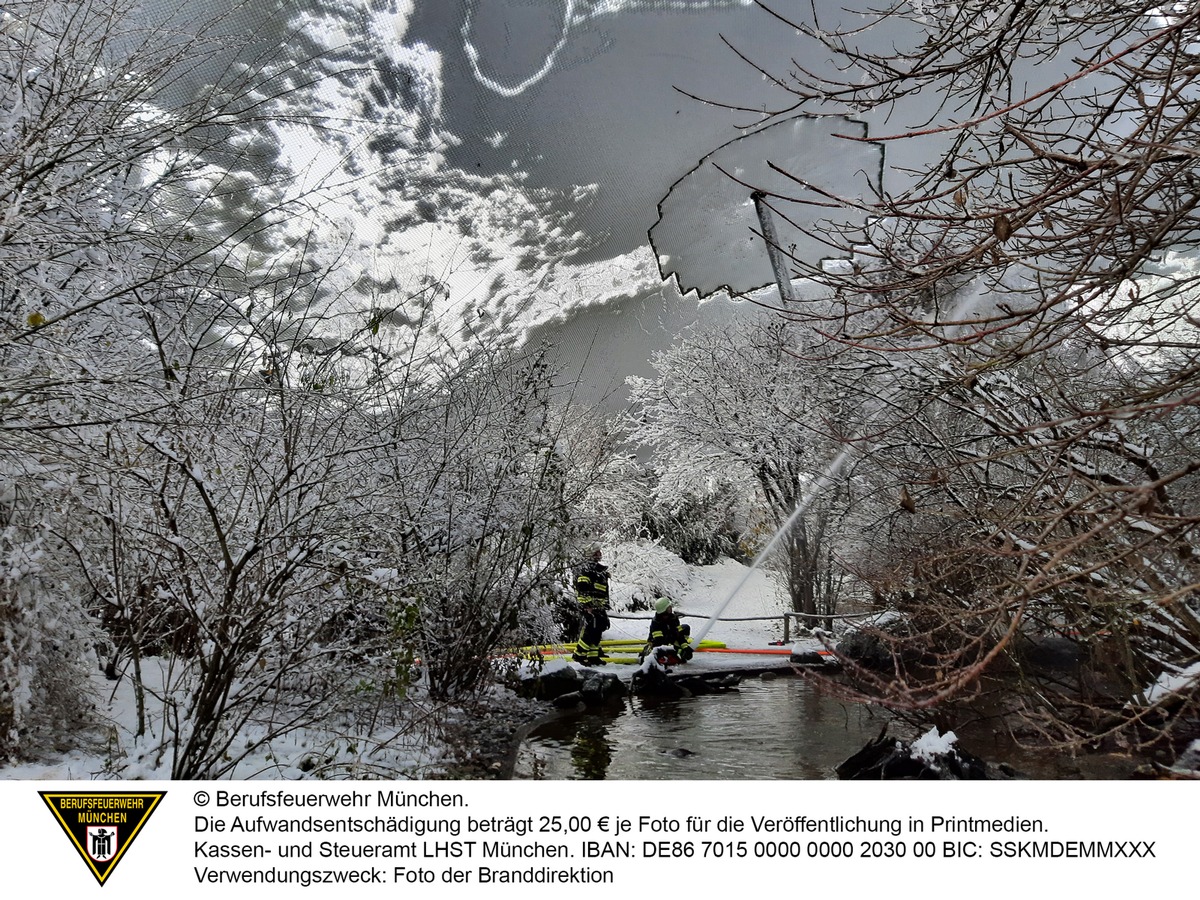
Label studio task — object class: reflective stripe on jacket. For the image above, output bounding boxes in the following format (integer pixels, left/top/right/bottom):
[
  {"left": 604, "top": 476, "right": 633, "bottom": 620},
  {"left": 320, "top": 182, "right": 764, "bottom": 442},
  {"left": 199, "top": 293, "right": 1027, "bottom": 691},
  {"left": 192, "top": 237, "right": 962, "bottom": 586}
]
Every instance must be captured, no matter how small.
[{"left": 576, "top": 563, "right": 609, "bottom": 607}]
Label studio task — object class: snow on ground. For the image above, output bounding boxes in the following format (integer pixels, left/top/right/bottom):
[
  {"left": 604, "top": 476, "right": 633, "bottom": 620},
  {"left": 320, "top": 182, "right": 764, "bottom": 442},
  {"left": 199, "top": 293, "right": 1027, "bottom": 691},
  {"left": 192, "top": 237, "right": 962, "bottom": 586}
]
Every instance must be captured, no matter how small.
[
  {"left": 607, "top": 555, "right": 793, "bottom": 648},
  {"left": 582, "top": 542, "right": 825, "bottom": 675},
  {"left": 1143, "top": 660, "right": 1200, "bottom": 705},
  {"left": 0, "top": 654, "right": 456, "bottom": 781}
]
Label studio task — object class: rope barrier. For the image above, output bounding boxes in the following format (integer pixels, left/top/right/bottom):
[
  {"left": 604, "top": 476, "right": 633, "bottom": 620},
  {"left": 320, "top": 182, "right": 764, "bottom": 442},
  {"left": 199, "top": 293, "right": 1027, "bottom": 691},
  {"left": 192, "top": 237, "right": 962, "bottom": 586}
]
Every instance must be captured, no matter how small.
[
  {"left": 608, "top": 609, "right": 880, "bottom": 644},
  {"left": 607, "top": 611, "right": 878, "bottom": 622},
  {"left": 607, "top": 613, "right": 779, "bottom": 622}
]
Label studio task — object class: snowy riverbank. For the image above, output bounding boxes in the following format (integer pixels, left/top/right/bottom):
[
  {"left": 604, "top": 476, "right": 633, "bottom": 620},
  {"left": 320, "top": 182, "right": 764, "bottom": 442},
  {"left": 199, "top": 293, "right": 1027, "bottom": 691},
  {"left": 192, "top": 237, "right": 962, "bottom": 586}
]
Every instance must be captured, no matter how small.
[{"left": 1, "top": 548, "right": 802, "bottom": 781}]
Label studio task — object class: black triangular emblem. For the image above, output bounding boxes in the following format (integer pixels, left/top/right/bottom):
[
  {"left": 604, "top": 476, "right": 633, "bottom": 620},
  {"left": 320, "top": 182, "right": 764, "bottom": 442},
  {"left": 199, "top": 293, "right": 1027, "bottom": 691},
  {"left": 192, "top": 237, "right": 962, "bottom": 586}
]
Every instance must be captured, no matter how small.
[{"left": 40, "top": 791, "right": 166, "bottom": 885}]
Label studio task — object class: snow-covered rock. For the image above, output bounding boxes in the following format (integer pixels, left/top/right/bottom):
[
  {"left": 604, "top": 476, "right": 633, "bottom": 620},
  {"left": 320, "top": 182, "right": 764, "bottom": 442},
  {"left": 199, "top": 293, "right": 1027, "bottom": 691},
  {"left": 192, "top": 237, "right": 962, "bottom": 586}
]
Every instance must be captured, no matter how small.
[{"left": 836, "top": 726, "right": 1014, "bottom": 780}]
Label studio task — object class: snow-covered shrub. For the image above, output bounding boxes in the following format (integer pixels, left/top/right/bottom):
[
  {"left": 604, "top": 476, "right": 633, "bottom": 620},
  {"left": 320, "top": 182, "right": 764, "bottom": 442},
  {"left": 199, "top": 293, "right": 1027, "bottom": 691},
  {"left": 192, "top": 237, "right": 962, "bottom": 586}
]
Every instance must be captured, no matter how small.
[
  {"left": 362, "top": 345, "right": 583, "bottom": 700},
  {"left": 0, "top": 526, "right": 97, "bottom": 760},
  {"left": 642, "top": 482, "right": 742, "bottom": 565},
  {"left": 604, "top": 540, "right": 689, "bottom": 612},
  {"left": 0, "top": 0, "right": 397, "bottom": 769},
  {"left": 0, "top": 0, "right": 204, "bottom": 758}
]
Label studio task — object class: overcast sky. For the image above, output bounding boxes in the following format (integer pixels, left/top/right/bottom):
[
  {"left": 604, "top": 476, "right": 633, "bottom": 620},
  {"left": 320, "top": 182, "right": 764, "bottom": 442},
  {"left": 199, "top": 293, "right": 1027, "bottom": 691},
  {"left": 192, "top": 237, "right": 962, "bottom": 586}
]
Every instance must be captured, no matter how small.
[
  {"left": 150, "top": 1, "right": 869, "bottom": 260},
  {"left": 139, "top": 1, "right": 905, "bottom": 404},
  {"left": 420, "top": 0, "right": 799, "bottom": 260}
]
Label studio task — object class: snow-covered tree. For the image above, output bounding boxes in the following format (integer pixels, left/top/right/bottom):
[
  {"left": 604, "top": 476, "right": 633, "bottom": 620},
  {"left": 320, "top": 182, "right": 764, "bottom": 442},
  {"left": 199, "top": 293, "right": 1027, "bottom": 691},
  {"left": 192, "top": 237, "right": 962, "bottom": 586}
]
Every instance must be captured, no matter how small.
[
  {"left": 628, "top": 315, "right": 866, "bottom": 622},
  {"left": 709, "top": 1, "right": 1200, "bottom": 753},
  {"left": 0, "top": 0, "right": 277, "bottom": 760},
  {"left": 0, "top": 0, "right": 600, "bottom": 773}
]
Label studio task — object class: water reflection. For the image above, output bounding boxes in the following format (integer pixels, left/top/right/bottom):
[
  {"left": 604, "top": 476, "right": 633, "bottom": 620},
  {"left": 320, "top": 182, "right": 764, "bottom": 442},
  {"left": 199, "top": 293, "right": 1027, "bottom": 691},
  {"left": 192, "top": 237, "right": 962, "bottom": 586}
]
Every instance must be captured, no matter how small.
[
  {"left": 515, "top": 675, "right": 890, "bottom": 780},
  {"left": 570, "top": 719, "right": 616, "bottom": 779},
  {"left": 516, "top": 673, "right": 1146, "bottom": 780}
]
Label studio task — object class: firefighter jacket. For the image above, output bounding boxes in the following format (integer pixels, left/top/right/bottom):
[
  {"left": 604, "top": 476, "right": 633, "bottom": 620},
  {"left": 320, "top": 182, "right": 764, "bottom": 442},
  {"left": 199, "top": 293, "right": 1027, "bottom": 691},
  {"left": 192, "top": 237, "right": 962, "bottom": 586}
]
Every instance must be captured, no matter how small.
[
  {"left": 648, "top": 609, "right": 689, "bottom": 647},
  {"left": 575, "top": 561, "right": 610, "bottom": 609}
]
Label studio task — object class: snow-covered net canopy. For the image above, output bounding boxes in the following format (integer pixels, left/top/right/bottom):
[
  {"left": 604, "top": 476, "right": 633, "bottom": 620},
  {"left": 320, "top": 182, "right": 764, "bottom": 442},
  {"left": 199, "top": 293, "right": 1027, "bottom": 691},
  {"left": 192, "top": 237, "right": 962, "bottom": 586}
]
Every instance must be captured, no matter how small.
[{"left": 650, "top": 116, "right": 882, "bottom": 298}]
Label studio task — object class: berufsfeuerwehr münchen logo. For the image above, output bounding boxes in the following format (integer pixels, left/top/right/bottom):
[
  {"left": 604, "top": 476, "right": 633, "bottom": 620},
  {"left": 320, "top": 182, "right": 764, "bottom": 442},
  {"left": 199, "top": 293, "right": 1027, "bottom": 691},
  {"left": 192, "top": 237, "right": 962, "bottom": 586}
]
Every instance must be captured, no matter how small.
[{"left": 40, "top": 791, "right": 165, "bottom": 885}]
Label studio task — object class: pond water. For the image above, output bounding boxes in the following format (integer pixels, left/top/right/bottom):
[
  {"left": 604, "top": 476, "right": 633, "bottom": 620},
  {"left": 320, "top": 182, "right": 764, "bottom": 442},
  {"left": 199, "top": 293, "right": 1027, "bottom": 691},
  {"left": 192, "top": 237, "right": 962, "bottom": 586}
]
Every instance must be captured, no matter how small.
[
  {"left": 513, "top": 673, "right": 1144, "bottom": 780},
  {"left": 513, "top": 674, "right": 891, "bottom": 780}
]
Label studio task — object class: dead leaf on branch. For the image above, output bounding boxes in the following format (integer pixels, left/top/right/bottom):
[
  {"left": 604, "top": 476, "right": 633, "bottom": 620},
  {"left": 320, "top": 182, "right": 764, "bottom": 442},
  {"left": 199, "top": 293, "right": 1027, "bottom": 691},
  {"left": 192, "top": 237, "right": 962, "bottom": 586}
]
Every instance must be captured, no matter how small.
[{"left": 993, "top": 214, "right": 1014, "bottom": 242}]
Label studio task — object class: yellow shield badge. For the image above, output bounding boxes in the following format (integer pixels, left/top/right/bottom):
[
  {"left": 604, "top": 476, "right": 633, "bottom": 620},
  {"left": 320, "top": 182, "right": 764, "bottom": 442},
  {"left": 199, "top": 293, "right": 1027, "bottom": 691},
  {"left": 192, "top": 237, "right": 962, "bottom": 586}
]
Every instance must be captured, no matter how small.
[{"left": 40, "top": 791, "right": 166, "bottom": 886}]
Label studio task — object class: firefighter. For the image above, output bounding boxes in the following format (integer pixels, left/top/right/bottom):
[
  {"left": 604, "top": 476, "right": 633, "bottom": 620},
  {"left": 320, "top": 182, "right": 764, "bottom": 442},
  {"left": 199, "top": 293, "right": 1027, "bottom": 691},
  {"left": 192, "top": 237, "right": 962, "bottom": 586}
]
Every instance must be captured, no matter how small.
[
  {"left": 643, "top": 596, "right": 693, "bottom": 664},
  {"left": 572, "top": 545, "right": 610, "bottom": 666}
]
